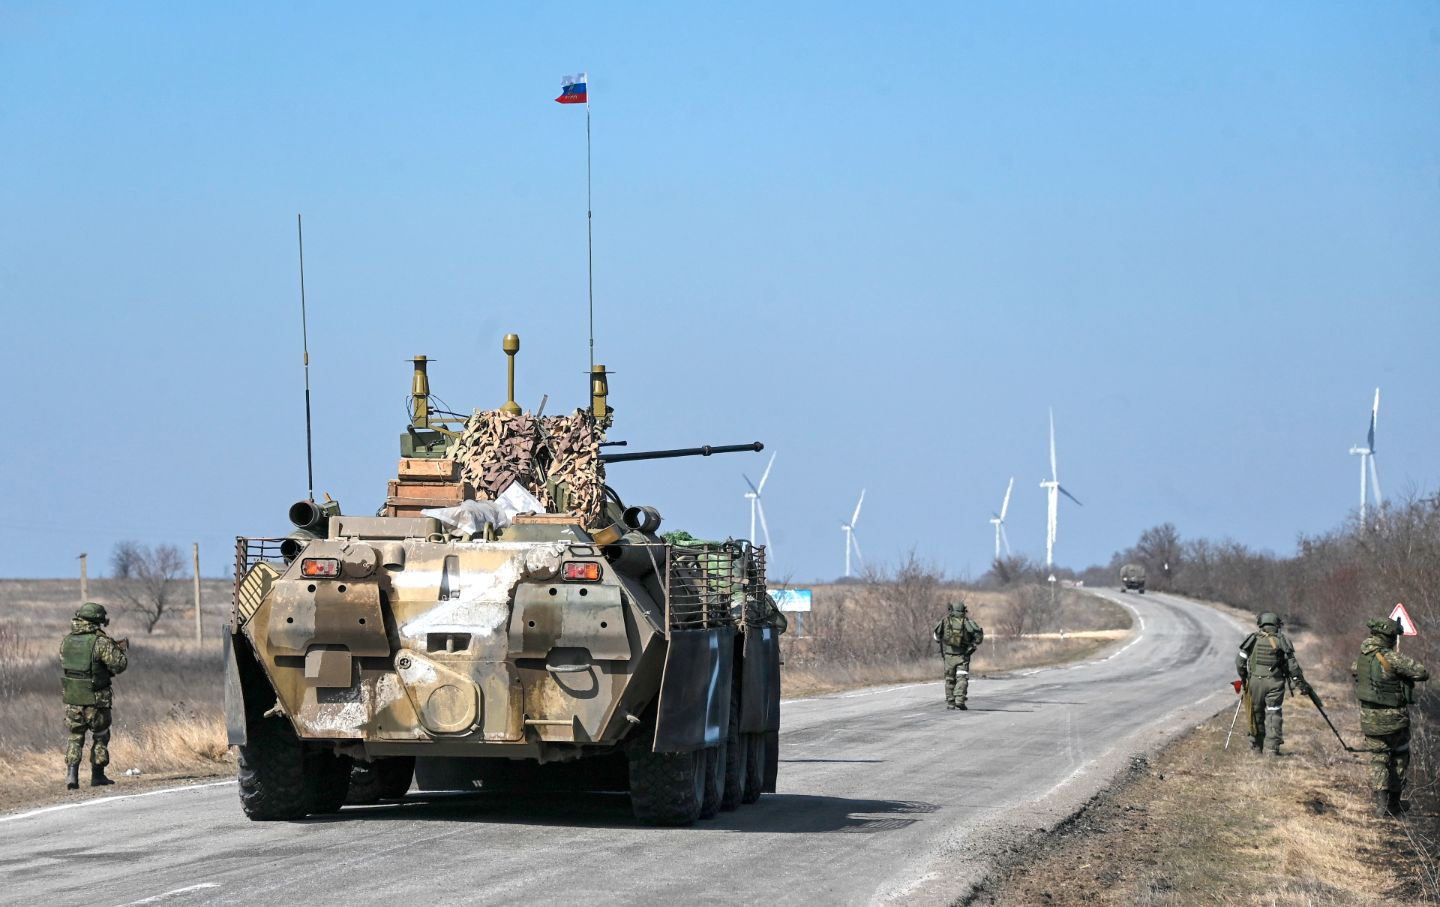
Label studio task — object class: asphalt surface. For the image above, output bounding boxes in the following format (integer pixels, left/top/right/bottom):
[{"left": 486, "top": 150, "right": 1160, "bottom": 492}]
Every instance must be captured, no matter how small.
[{"left": 0, "top": 590, "right": 1242, "bottom": 906}]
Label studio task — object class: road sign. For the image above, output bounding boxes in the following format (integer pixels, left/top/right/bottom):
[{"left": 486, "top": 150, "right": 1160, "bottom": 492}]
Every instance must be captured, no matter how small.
[
  {"left": 771, "top": 588, "right": 812, "bottom": 613},
  {"left": 1390, "top": 602, "right": 1418, "bottom": 636}
]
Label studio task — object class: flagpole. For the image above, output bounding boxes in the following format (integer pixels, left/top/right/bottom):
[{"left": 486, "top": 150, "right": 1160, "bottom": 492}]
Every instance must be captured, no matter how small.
[{"left": 586, "top": 88, "right": 594, "bottom": 373}]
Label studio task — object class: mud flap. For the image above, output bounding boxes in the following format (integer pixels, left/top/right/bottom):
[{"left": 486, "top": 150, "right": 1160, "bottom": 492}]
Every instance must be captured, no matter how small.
[
  {"left": 224, "top": 632, "right": 248, "bottom": 746},
  {"left": 739, "top": 625, "right": 781, "bottom": 734},
  {"left": 653, "top": 627, "right": 734, "bottom": 754}
]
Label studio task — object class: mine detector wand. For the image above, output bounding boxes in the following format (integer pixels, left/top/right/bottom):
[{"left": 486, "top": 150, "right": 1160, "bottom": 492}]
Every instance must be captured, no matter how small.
[
  {"left": 1300, "top": 685, "right": 1362, "bottom": 753},
  {"left": 1223, "top": 679, "right": 1244, "bottom": 751}
]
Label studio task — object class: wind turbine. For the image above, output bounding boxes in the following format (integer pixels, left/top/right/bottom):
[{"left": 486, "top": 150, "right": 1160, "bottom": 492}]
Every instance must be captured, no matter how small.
[
  {"left": 841, "top": 489, "right": 865, "bottom": 578},
  {"left": 743, "top": 452, "right": 776, "bottom": 551},
  {"left": 1349, "top": 388, "right": 1382, "bottom": 523},
  {"left": 1038, "top": 409, "right": 1082, "bottom": 572},
  {"left": 989, "top": 477, "right": 1014, "bottom": 559}
]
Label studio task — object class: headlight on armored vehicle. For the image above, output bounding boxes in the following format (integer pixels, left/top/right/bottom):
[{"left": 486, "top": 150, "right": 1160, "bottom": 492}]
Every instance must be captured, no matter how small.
[
  {"left": 562, "top": 561, "right": 602, "bottom": 582},
  {"left": 301, "top": 557, "right": 341, "bottom": 578}
]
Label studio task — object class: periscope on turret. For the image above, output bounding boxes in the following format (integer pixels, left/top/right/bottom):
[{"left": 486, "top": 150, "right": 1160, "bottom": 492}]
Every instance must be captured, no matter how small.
[{"left": 226, "top": 335, "right": 783, "bottom": 825}]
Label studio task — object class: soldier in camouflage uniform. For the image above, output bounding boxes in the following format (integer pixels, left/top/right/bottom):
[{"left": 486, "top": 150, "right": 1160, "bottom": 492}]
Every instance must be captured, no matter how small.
[
  {"left": 60, "top": 602, "right": 128, "bottom": 789},
  {"left": 1236, "top": 611, "right": 1312, "bottom": 756},
  {"left": 933, "top": 601, "right": 983, "bottom": 710},
  {"left": 1352, "top": 617, "right": 1429, "bottom": 817}
]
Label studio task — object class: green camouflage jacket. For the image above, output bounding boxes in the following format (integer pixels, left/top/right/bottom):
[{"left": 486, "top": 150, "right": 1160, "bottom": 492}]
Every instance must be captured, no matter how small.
[
  {"left": 59, "top": 617, "right": 128, "bottom": 708},
  {"left": 1352, "top": 635, "right": 1428, "bottom": 736}
]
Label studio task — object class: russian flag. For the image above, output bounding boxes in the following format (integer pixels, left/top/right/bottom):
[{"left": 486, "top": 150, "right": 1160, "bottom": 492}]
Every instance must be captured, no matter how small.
[{"left": 555, "top": 73, "right": 587, "bottom": 104}]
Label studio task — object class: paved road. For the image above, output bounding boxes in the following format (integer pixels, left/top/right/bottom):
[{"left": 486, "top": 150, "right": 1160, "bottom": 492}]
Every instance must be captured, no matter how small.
[{"left": 0, "top": 591, "right": 1242, "bottom": 906}]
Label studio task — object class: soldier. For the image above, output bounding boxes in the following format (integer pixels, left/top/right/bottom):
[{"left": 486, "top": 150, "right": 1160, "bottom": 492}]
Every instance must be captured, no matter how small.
[
  {"left": 1235, "top": 611, "right": 1312, "bottom": 756},
  {"left": 1352, "top": 617, "right": 1429, "bottom": 817},
  {"left": 933, "top": 601, "right": 984, "bottom": 710},
  {"left": 60, "top": 602, "right": 128, "bottom": 789}
]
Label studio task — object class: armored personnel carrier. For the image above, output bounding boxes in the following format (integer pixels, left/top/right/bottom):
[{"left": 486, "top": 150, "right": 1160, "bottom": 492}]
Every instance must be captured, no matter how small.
[
  {"left": 226, "top": 336, "right": 782, "bottom": 825},
  {"left": 1119, "top": 563, "right": 1146, "bottom": 594}
]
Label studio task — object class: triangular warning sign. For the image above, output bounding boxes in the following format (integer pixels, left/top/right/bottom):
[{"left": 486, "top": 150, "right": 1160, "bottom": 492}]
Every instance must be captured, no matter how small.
[{"left": 1389, "top": 602, "right": 1418, "bottom": 636}]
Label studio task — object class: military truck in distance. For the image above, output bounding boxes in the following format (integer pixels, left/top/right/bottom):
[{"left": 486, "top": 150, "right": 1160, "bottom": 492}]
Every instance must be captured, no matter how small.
[
  {"left": 1119, "top": 563, "right": 1147, "bottom": 594},
  {"left": 226, "top": 337, "right": 782, "bottom": 825}
]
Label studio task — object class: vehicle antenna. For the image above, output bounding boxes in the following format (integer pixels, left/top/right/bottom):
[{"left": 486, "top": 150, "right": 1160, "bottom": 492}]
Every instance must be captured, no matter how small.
[{"left": 297, "top": 213, "right": 315, "bottom": 502}]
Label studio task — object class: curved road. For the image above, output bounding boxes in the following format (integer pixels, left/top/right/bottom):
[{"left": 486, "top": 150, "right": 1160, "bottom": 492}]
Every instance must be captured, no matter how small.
[{"left": 0, "top": 591, "right": 1242, "bottom": 906}]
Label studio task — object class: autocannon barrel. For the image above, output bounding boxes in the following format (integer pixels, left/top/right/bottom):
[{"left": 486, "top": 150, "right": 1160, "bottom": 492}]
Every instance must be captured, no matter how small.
[{"left": 600, "top": 441, "right": 763, "bottom": 464}]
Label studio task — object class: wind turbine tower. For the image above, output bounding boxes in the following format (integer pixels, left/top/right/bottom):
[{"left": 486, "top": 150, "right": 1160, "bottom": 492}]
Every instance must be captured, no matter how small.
[
  {"left": 743, "top": 452, "right": 776, "bottom": 551},
  {"left": 990, "top": 477, "right": 1014, "bottom": 560},
  {"left": 841, "top": 489, "right": 865, "bottom": 578},
  {"left": 1349, "top": 388, "right": 1383, "bottom": 523},
  {"left": 1038, "top": 409, "right": 1082, "bottom": 572}
]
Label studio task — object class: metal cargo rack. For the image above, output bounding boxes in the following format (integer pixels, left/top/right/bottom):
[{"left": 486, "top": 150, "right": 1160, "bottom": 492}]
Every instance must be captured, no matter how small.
[
  {"left": 663, "top": 541, "right": 765, "bottom": 634},
  {"left": 232, "top": 537, "right": 288, "bottom": 627}
]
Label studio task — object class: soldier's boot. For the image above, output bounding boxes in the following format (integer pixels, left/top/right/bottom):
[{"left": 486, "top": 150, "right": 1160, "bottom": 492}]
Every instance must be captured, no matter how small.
[
  {"left": 1375, "top": 791, "right": 1395, "bottom": 817},
  {"left": 90, "top": 764, "right": 114, "bottom": 787},
  {"left": 945, "top": 702, "right": 959, "bottom": 710},
  {"left": 956, "top": 702, "right": 967, "bottom": 710},
  {"left": 65, "top": 763, "right": 79, "bottom": 790}
]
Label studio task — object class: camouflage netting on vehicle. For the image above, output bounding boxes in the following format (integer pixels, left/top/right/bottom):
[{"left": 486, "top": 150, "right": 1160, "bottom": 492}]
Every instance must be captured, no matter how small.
[{"left": 447, "top": 410, "right": 606, "bottom": 524}]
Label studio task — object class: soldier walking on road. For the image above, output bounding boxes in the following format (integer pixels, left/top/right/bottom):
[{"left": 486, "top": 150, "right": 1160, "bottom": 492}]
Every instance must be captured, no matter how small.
[
  {"left": 1236, "top": 611, "right": 1312, "bottom": 756},
  {"left": 1352, "top": 617, "right": 1429, "bottom": 817},
  {"left": 933, "top": 601, "right": 984, "bottom": 710},
  {"left": 60, "top": 602, "right": 128, "bottom": 789}
]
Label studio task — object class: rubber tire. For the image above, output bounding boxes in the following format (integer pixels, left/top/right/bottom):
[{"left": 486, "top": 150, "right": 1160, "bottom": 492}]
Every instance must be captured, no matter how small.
[
  {"left": 237, "top": 717, "right": 308, "bottom": 821},
  {"left": 699, "top": 744, "right": 724, "bottom": 819},
  {"left": 629, "top": 747, "right": 705, "bottom": 826},
  {"left": 721, "top": 682, "right": 747, "bottom": 811},
  {"left": 741, "top": 733, "right": 764, "bottom": 804},
  {"left": 346, "top": 756, "right": 416, "bottom": 805},
  {"left": 306, "top": 749, "right": 352, "bottom": 815}
]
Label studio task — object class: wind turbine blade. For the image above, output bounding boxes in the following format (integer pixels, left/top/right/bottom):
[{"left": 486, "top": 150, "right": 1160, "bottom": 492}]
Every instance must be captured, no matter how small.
[
  {"left": 1000, "top": 524, "right": 1011, "bottom": 556},
  {"left": 849, "top": 532, "right": 864, "bottom": 566},
  {"left": 851, "top": 489, "right": 866, "bottom": 527},
  {"left": 1059, "top": 485, "right": 1083, "bottom": 507},
  {"left": 756, "top": 500, "right": 772, "bottom": 551},
  {"left": 757, "top": 452, "right": 776, "bottom": 493},
  {"left": 1370, "top": 455, "right": 1382, "bottom": 507},
  {"left": 1000, "top": 477, "right": 1014, "bottom": 520},
  {"left": 742, "top": 474, "right": 759, "bottom": 495},
  {"left": 1369, "top": 387, "right": 1379, "bottom": 451},
  {"left": 1049, "top": 408, "right": 1058, "bottom": 482}
]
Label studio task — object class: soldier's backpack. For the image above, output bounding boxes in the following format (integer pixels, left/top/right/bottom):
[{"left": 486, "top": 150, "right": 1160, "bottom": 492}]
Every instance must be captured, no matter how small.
[{"left": 942, "top": 616, "right": 983, "bottom": 652}]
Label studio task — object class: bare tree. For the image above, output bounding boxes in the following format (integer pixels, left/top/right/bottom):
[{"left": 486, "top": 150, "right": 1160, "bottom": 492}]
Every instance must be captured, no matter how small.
[
  {"left": 987, "top": 554, "right": 1041, "bottom": 588},
  {"left": 1135, "top": 523, "right": 1183, "bottom": 588},
  {"left": 112, "top": 541, "right": 184, "bottom": 633}
]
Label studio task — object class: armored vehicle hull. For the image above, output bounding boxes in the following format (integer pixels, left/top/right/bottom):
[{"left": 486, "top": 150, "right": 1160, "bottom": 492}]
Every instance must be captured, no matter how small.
[{"left": 226, "top": 348, "right": 781, "bottom": 825}]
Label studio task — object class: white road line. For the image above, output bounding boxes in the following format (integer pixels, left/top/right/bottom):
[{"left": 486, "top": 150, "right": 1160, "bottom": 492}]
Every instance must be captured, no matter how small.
[
  {"left": 0, "top": 780, "right": 235, "bottom": 825},
  {"left": 115, "top": 883, "right": 220, "bottom": 907}
]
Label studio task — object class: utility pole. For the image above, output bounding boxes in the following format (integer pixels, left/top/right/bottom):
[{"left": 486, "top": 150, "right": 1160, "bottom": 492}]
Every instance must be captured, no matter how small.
[
  {"left": 78, "top": 552, "right": 88, "bottom": 603},
  {"left": 192, "top": 542, "right": 202, "bottom": 644}
]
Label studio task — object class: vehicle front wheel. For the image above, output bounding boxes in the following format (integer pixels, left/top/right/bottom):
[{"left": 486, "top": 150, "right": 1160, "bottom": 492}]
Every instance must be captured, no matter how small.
[
  {"left": 629, "top": 747, "right": 705, "bottom": 826},
  {"left": 237, "top": 717, "right": 308, "bottom": 821}
]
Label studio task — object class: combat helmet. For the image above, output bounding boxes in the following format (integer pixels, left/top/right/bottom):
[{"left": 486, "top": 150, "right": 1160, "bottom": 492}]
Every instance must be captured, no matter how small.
[
  {"left": 1256, "top": 611, "right": 1281, "bottom": 629},
  {"left": 949, "top": 601, "right": 967, "bottom": 614},
  {"left": 1367, "top": 617, "right": 1400, "bottom": 640},
  {"left": 76, "top": 602, "right": 109, "bottom": 625}
]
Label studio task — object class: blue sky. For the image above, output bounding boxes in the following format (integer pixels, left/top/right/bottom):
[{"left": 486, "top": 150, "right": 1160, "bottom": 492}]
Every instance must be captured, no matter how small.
[{"left": 2, "top": 3, "right": 1437, "bottom": 582}]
